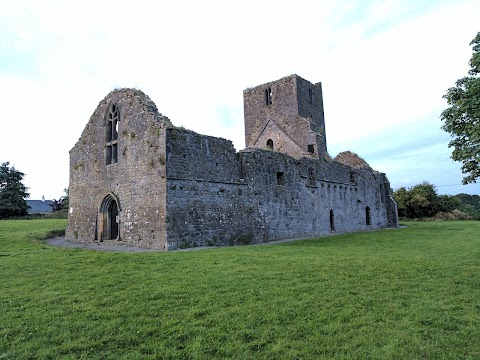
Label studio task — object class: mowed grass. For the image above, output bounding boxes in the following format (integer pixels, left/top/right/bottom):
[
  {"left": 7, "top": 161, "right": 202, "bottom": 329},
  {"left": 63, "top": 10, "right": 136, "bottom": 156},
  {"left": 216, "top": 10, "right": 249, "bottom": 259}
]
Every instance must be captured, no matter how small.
[{"left": 1, "top": 220, "right": 480, "bottom": 359}]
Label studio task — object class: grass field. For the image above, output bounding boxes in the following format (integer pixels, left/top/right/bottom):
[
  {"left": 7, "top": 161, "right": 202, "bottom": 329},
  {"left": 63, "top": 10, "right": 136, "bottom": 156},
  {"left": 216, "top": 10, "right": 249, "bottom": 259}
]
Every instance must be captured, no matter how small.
[{"left": 1, "top": 219, "right": 479, "bottom": 359}]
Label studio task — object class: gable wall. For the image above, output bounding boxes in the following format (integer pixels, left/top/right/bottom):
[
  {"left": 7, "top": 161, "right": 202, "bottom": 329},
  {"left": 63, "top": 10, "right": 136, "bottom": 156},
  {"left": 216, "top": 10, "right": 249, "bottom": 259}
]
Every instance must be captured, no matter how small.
[
  {"left": 244, "top": 76, "right": 302, "bottom": 149},
  {"left": 66, "top": 90, "right": 169, "bottom": 249}
]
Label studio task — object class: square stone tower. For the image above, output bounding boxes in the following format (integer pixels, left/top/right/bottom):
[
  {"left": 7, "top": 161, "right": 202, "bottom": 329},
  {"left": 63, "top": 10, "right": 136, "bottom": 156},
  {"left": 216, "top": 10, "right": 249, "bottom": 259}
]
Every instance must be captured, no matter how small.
[{"left": 243, "top": 74, "right": 327, "bottom": 159}]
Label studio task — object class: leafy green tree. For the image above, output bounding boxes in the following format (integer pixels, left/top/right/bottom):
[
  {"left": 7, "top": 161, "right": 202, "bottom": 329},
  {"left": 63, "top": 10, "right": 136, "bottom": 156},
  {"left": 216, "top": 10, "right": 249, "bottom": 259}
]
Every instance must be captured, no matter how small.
[
  {"left": 406, "top": 182, "right": 438, "bottom": 218},
  {"left": 454, "top": 193, "right": 480, "bottom": 208},
  {"left": 393, "top": 187, "right": 408, "bottom": 217},
  {"left": 437, "top": 195, "right": 462, "bottom": 214},
  {"left": 441, "top": 32, "right": 480, "bottom": 184},
  {"left": 0, "top": 162, "right": 30, "bottom": 219},
  {"left": 453, "top": 193, "right": 480, "bottom": 219},
  {"left": 392, "top": 182, "right": 468, "bottom": 219}
]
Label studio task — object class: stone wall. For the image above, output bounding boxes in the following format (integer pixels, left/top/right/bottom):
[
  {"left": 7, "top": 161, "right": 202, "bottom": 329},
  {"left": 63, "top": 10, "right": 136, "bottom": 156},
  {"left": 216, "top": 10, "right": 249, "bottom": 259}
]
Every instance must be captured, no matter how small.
[
  {"left": 162, "top": 127, "right": 396, "bottom": 250},
  {"left": 66, "top": 89, "right": 170, "bottom": 249},
  {"left": 67, "top": 75, "right": 398, "bottom": 251},
  {"left": 240, "top": 150, "right": 391, "bottom": 240},
  {"left": 164, "top": 128, "right": 265, "bottom": 249}
]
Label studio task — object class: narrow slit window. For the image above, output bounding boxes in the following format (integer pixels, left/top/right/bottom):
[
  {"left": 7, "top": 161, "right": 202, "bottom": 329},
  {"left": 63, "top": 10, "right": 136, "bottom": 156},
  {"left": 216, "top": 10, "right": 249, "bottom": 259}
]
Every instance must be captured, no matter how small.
[
  {"left": 308, "top": 168, "right": 316, "bottom": 186},
  {"left": 380, "top": 184, "right": 386, "bottom": 204},
  {"left": 330, "top": 209, "right": 335, "bottom": 232},
  {"left": 265, "top": 88, "right": 272, "bottom": 105},
  {"left": 238, "top": 155, "right": 245, "bottom": 180},
  {"left": 308, "top": 88, "right": 313, "bottom": 104},
  {"left": 365, "top": 207, "right": 371, "bottom": 225}
]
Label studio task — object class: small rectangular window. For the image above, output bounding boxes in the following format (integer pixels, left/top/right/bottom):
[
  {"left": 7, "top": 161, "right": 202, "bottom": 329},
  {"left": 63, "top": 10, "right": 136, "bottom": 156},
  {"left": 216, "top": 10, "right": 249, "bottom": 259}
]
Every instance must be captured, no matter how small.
[
  {"left": 277, "top": 171, "right": 285, "bottom": 185},
  {"left": 308, "top": 144, "right": 314, "bottom": 154},
  {"left": 308, "top": 88, "right": 313, "bottom": 104},
  {"left": 350, "top": 171, "right": 355, "bottom": 183}
]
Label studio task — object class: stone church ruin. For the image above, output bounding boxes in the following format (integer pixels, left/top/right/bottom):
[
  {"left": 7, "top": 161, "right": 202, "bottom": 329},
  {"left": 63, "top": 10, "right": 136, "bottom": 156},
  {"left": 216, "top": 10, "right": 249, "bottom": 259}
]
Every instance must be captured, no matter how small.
[{"left": 66, "top": 75, "right": 398, "bottom": 250}]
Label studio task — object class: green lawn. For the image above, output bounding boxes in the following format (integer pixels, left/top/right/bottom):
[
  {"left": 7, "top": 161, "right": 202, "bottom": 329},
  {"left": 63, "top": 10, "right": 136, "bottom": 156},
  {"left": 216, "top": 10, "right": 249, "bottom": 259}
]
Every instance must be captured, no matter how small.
[{"left": 1, "top": 220, "right": 479, "bottom": 359}]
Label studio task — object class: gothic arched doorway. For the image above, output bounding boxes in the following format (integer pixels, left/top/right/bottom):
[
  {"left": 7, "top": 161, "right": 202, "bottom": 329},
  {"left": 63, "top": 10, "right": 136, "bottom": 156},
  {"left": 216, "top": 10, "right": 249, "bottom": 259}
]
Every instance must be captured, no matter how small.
[{"left": 99, "top": 194, "right": 120, "bottom": 241}]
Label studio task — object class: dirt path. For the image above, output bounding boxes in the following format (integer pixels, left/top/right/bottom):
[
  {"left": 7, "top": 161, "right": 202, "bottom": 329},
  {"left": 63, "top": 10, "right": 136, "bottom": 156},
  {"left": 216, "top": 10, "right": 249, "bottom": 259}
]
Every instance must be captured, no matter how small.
[
  {"left": 45, "top": 227, "right": 403, "bottom": 253},
  {"left": 45, "top": 236, "right": 311, "bottom": 253},
  {"left": 45, "top": 237, "right": 161, "bottom": 252}
]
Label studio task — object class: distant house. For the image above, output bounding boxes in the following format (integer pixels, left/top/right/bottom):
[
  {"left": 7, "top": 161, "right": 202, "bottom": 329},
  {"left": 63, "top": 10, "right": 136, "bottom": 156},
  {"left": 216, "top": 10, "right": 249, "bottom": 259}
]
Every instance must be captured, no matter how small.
[{"left": 26, "top": 196, "right": 54, "bottom": 214}]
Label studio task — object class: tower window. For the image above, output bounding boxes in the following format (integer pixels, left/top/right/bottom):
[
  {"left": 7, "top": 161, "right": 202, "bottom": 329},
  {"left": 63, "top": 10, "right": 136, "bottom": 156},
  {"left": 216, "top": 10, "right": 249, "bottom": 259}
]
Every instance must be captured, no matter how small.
[
  {"left": 308, "top": 88, "right": 313, "bottom": 104},
  {"left": 267, "top": 139, "right": 274, "bottom": 150},
  {"left": 265, "top": 88, "right": 272, "bottom": 106},
  {"left": 366, "top": 207, "right": 371, "bottom": 225},
  {"left": 106, "top": 103, "right": 119, "bottom": 165},
  {"left": 277, "top": 171, "right": 285, "bottom": 185},
  {"left": 308, "top": 144, "right": 314, "bottom": 154}
]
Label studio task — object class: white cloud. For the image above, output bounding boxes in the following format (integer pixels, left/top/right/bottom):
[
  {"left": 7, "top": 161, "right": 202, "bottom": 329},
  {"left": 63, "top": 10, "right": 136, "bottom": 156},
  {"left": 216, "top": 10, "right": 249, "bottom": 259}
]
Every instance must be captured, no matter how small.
[{"left": 0, "top": 0, "right": 479, "bottom": 198}]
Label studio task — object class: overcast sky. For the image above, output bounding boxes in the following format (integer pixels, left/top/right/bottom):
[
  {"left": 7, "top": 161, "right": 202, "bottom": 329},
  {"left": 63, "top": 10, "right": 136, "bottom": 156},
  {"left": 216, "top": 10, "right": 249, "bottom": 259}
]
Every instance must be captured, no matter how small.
[{"left": 1, "top": 0, "right": 479, "bottom": 199}]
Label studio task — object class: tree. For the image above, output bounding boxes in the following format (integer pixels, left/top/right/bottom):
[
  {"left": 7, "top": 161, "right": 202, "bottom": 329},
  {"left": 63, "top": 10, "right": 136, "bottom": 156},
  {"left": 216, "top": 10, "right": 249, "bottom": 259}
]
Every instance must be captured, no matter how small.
[
  {"left": 441, "top": 32, "right": 480, "bottom": 184},
  {"left": 392, "top": 181, "right": 467, "bottom": 219},
  {"left": 437, "top": 194, "right": 462, "bottom": 214},
  {"left": 406, "top": 182, "right": 438, "bottom": 218},
  {"left": 49, "top": 188, "right": 69, "bottom": 212},
  {"left": 0, "top": 162, "right": 30, "bottom": 219},
  {"left": 49, "top": 199, "right": 63, "bottom": 212},
  {"left": 393, "top": 186, "right": 408, "bottom": 217},
  {"left": 61, "top": 188, "right": 69, "bottom": 209},
  {"left": 453, "top": 193, "right": 480, "bottom": 219}
]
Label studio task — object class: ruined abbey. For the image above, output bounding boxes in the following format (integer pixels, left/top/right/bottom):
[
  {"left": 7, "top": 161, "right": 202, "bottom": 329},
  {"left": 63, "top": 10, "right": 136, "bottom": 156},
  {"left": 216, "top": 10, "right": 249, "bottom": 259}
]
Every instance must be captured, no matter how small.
[{"left": 66, "top": 75, "right": 398, "bottom": 250}]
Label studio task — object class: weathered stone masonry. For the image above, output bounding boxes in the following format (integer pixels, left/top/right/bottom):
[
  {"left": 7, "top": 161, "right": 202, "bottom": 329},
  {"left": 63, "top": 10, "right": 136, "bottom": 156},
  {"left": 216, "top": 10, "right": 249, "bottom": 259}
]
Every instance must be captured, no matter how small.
[{"left": 66, "top": 75, "right": 398, "bottom": 250}]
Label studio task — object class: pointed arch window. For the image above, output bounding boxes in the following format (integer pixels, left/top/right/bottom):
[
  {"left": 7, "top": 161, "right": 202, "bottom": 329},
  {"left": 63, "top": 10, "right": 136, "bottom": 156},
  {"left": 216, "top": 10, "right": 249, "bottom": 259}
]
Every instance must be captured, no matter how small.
[
  {"left": 267, "top": 139, "right": 274, "bottom": 150},
  {"left": 106, "top": 103, "right": 119, "bottom": 165}
]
